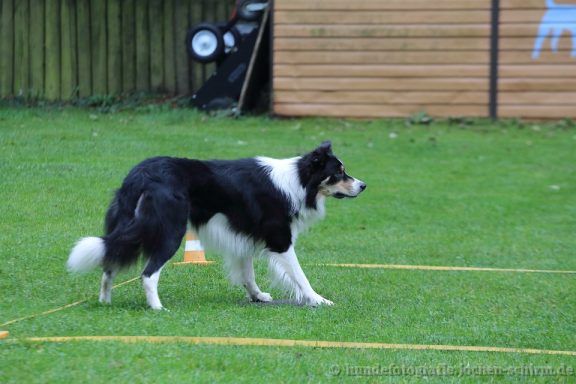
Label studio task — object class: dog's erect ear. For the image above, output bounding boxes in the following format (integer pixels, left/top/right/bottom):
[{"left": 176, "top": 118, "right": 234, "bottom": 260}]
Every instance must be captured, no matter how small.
[
  {"left": 319, "top": 140, "right": 332, "bottom": 153},
  {"left": 311, "top": 140, "right": 333, "bottom": 165}
]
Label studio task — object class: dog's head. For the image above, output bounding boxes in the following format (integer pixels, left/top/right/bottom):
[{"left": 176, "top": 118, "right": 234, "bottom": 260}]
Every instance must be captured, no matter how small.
[{"left": 299, "top": 141, "right": 366, "bottom": 200}]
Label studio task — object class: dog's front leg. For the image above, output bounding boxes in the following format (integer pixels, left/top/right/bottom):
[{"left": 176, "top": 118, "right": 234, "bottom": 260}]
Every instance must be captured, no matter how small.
[
  {"left": 269, "top": 246, "right": 333, "bottom": 306},
  {"left": 241, "top": 256, "right": 273, "bottom": 303}
]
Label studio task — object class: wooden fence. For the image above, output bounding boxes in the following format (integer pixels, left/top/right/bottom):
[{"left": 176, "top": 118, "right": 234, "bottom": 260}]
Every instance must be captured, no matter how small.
[
  {"left": 273, "top": 0, "right": 576, "bottom": 119},
  {"left": 0, "top": 0, "right": 233, "bottom": 100}
]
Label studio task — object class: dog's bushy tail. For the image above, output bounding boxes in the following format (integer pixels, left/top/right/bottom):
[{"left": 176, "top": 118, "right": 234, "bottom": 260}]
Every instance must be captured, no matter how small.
[
  {"left": 67, "top": 237, "right": 106, "bottom": 273},
  {"left": 67, "top": 192, "right": 151, "bottom": 273}
]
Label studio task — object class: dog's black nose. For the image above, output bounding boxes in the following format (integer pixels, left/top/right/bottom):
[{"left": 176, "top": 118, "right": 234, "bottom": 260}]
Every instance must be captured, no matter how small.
[{"left": 360, "top": 183, "right": 367, "bottom": 191}]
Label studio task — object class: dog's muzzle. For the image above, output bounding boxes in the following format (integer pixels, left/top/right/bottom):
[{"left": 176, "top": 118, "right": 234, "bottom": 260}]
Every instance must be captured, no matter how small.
[{"left": 335, "top": 179, "right": 366, "bottom": 199}]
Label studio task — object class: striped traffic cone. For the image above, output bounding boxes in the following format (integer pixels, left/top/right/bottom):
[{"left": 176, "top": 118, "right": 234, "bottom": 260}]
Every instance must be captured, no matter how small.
[
  {"left": 180, "top": 229, "right": 213, "bottom": 265},
  {"left": 0, "top": 331, "right": 8, "bottom": 339}
]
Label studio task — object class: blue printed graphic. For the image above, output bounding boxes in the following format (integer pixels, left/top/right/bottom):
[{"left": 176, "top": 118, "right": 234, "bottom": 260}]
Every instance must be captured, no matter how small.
[{"left": 532, "top": 0, "right": 576, "bottom": 59}]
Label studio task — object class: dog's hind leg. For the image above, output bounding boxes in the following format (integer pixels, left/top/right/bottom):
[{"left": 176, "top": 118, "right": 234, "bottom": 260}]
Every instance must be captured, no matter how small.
[
  {"left": 141, "top": 233, "right": 184, "bottom": 310},
  {"left": 139, "top": 189, "right": 188, "bottom": 310},
  {"left": 142, "top": 264, "right": 166, "bottom": 310},
  {"left": 141, "top": 224, "right": 186, "bottom": 310},
  {"left": 269, "top": 246, "right": 333, "bottom": 306},
  {"left": 99, "top": 268, "right": 118, "bottom": 304},
  {"left": 241, "top": 256, "right": 272, "bottom": 302}
]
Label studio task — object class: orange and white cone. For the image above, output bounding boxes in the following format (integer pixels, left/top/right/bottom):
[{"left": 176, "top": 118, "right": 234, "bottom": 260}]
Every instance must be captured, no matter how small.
[
  {"left": 0, "top": 331, "right": 8, "bottom": 339},
  {"left": 181, "top": 230, "right": 213, "bottom": 264}
]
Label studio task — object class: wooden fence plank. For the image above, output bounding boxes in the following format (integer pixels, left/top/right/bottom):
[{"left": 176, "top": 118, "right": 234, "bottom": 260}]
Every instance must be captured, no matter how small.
[
  {"left": 499, "top": 37, "right": 575, "bottom": 51},
  {"left": 108, "top": 0, "right": 122, "bottom": 95},
  {"left": 274, "top": 91, "right": 488, "bottom": 105},
  {"left": 499, "top": 105, "right": 576, "bottom": 119},
  {"left": 45, "top": 0, "right": 61, "bottom": 99},
  {"left": 500, "top": 0, "right": 573, "bottom": 9},
  {"left": 274, "top": 103, "right": 488, "bottom": 118},
  {"left": 501, "top": 9, "right": 551, "bottom": 23},
  {"left": 61, "top": 0, "right": 78, "bottom": 99},
  {"left": 275, "top": 37, "right": 491, "bottom": 51},
  {"left": 14, "top": 0, "right": 29, "bottom": 97},
  {"left": 500, "top": 78, "right": 576, "bottom": 92},
  {"left": 122, "top": 0, "right": 136, "bottom": 93},
  {"left": 500, "top": 92, "right": 576, "bottom": 105},
  {"left": 275, "top": 51, "right": 490, "bottom": 65},
  {"left": 275, "top": 0, "right": 492, "bottom": 11},
  {"left": 163, "top": 0, "right": 176, "bottom": 94},
  {"left": 174, "top": 0, "right": 190, "bottom": 94},
  {"left": 274, "top": 24, "right": 491, "bottom": 38},
  {"left": 29, "top": 0, "right": 45, "bottom": 97},
  {"left": 136, "top": 0, "right": 150, "bottom": 91},
  {"left": 150, "top": 0, "right": 164, "bottom": 92},
  {"left": 274, "top": 64, "right": 490, "bottom": 78},
  {"left": 499, "top": 65, "right": 576, "bottom": 78},
  {"left": 501, "top": 51, "right": 576, "bottom": 64},
  {"left": 76, "top": 0, "right": 91, "bottom": 97},
  {"left": 91, "top": 0, "right": 107, "bottom": 95},
  {"left": 275, "top": 10, "right": 491, "bottom": 25},
  {"left": 216, "top": 0, "right": 228, "bottom": 20},
  {"left": 500, "top": 24, "right": 572, "bottom": 37},
  {"left": 274, "top": 77, "right": 490, "bottom": 91},
  {"left": 1, "top": 0, "right": 15, "bottom": 97}
]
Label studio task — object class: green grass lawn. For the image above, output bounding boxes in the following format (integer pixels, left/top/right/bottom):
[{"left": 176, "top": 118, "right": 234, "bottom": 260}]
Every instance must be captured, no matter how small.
[{"left": 0, "top": 107, "right": 575, "bottom": 382}]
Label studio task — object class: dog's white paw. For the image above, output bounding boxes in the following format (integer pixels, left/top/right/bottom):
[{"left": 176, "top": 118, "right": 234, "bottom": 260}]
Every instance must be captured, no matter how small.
[
  {"left": 150, "top": 304, "right": 169, "bottom": 311},
  {"left": 251, "top": 292, "right": 273, "bottom": 303},
  {"left": 304, "top": 293, "right": 334, "bottom": 307}
]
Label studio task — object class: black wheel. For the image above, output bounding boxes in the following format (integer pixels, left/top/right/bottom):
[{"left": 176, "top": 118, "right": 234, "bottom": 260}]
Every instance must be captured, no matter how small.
[
  {"left": 238, "top": 0, "right": 265, "bottom": 22},
  {"left": 223, "top": 26, "right": 241, "bottom": 54},
  {"left": 186, "top": 23, "right": 225, "bottom": 63}
]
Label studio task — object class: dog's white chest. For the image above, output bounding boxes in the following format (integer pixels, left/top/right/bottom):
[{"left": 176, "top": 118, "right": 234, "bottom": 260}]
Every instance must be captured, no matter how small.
[{"left": 194, "top": 214, "right": 265, "bottom": 258}]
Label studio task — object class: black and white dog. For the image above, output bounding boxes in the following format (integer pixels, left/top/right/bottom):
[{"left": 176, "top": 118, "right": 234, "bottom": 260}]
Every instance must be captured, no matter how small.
[{"left": 67, "top": 141, "right": 366, "bottom": 310}]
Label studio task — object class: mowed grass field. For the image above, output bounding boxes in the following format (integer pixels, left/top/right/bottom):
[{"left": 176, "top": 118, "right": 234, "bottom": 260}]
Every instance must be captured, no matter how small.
[{"left": 0, "top": 107, "right": 575, "bottom": 382}]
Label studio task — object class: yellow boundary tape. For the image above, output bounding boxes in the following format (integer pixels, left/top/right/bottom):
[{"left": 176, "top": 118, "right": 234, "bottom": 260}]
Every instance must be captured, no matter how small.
[
  {"left": 3, "top": 261, "right": 574, "bottom": 328},
  {"left": 15, "top": 335, "right": 576, "bottom": 357},
  {"left": 0, "top": 276, "right": 141, "bottom": 327},
  {"left": 321, "top": 263, "right": 576, "bottom": 274},
  {"left": 171, "top": 261, "right": 576, "bottom": 275}
]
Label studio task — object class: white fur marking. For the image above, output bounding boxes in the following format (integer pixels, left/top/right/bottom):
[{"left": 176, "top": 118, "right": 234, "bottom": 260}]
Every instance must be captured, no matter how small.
[
  {"left": 257, "top": 156, "right": 306, "bottom": 214},
  {"left": 143, "top": 268, "right": 164, "bottom": 310},
  {"left": 134, "top": 193, "right": 146, "bottom": 219},
  {"left": 99, "top": 270, "right": 117, "bottom": 304},
  {"left": 350, "top": 178, "right": 366, "bottom": 195},
  {"left": 258, "top": 155, "right": 325, "bottom": 237},
  {"left": 67, "top": 237, "right": 105, "bottom": 273}
]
